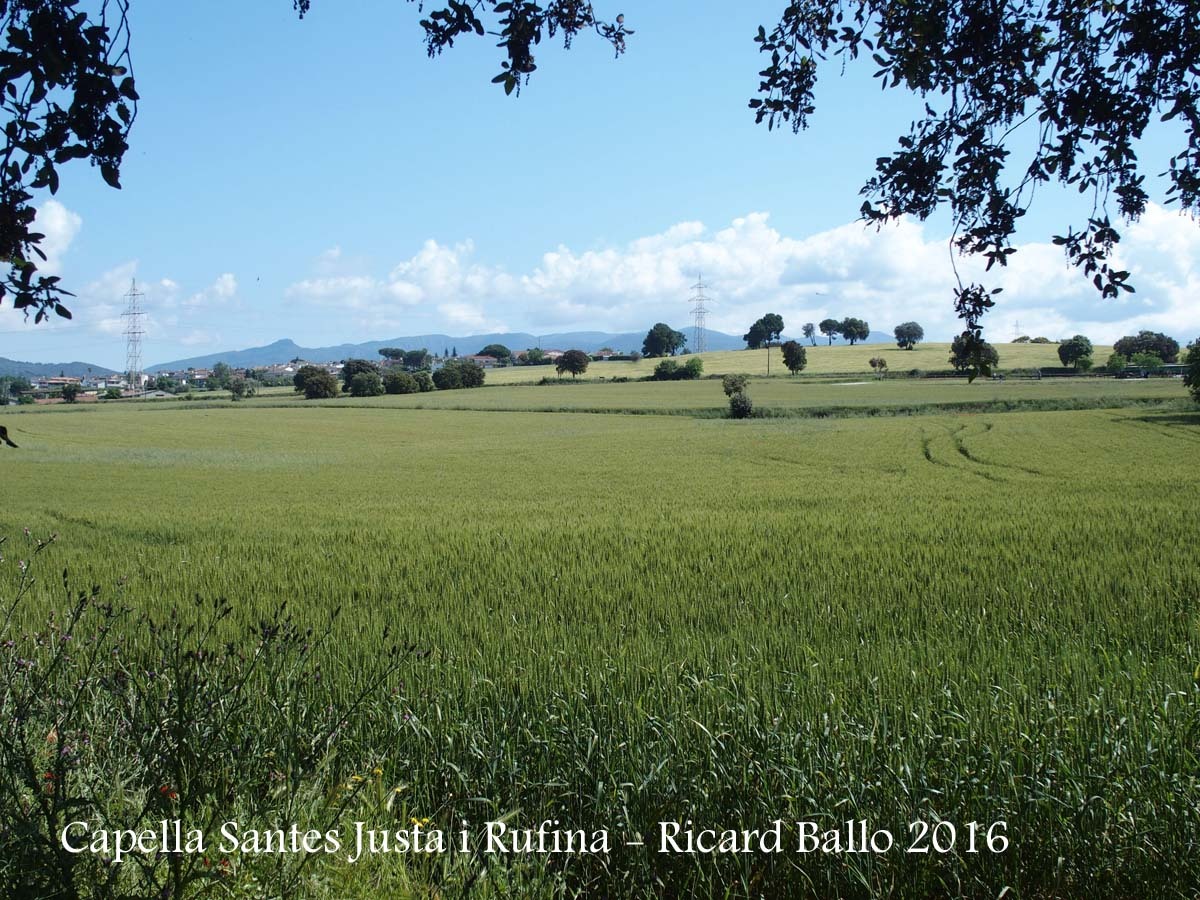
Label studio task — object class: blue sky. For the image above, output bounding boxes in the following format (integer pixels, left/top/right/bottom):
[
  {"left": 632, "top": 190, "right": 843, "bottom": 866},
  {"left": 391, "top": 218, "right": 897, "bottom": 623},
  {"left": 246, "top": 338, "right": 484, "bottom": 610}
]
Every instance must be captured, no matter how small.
[{"left": 4, "top": 0, "right": 1198, "bottom": 369}]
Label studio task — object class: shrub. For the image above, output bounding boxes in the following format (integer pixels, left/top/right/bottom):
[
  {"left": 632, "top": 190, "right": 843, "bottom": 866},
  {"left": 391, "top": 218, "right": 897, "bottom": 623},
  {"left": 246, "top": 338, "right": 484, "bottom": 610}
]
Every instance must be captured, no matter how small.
[
  {"left": 1105, "top": 352, "right": 1128, "bottom": 374},
  {"left": 293, "top": 364, "right": 328, "bottom": 393},
  {"left": 340, "top": 358, "right": 381, "bottom": 392},
  {"left": 728, "top": 392, "right": 753, "bottom": 419},
  {"left": 384, "top": 370, "right": 419, "bottom": 394},
  {"left": 652, "top": 360, "right": 678, "bottom": 380},
  {"left": 413, "top": 370, "right": 434, "bottom": 392},
  {"left": 433, "top": 360, "right": 485, "bottom": 390},
  {"left": 0, "top": 533, "right": 408, "bottom": 899},
  {"left": 229, "top": 376, "right": 258, "bottom": 401},
  {"left": 303, "top": 370, "right": 340, "bottom": 400},
  {"left": 1130, "top": 351, "right": 1165, "bottom": 372},
  {"left": 652, "top": 358, "right": 702, "bottom": 381},
  {"left": 722, "top": 373, "right": 749, "bottom": 397},
  {"left": 349, "top": 371, "right": 385, "bottom": 397}
]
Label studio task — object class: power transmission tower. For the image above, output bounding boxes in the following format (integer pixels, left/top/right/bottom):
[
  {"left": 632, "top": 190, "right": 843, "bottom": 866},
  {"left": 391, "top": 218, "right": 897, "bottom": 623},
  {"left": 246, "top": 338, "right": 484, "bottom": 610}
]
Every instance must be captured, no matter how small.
[
  {"left": 122, "top": 279, "right": 145, "bottom": 394},
  {"left": 689, "top": 274, "right": 711, "bottom": 354}
]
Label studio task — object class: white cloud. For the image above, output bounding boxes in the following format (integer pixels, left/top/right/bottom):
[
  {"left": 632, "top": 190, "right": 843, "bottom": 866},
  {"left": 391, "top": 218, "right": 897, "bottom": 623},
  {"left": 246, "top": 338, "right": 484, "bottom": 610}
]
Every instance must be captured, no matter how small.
[
  {"left": 283, "top": 206, "right": 1200, "bottom": 342},
  {"left": 179, "top": 328, "right": 221, "bottom": 347},
  {"left": 183, "top": 272, "right": 238, "bottom": 308},
  {"left": 33, "top": 200, "right": 82, "bottom": 275},
  {"left": 212, "top": 273, "right": 237, "bottom": 298},
  {"left": 286, "top": 239, "right": 514, "bottom": 334}
]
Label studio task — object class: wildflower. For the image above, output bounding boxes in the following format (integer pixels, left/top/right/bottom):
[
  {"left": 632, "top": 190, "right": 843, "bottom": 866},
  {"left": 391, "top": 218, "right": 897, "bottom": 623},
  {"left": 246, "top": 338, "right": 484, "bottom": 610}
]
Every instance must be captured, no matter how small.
[
  {"left": 159, "top": 784, "right": 178, "bottom": 800},
  {"left": 372, "top": 767, "right": 383, "bottom": 777}
]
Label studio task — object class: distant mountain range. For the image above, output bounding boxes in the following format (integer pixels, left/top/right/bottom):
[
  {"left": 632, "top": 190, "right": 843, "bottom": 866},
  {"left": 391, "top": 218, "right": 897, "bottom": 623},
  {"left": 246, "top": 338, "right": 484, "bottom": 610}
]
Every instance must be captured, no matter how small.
[
  {"left": 2, "top": 329, "right": 897, "bottom": 378},
  {"left": 146, "top": 329, "right": 894, "bottom": 372},
  {"left": 0, "top": 357, "right": 117, "bottom": 379}
]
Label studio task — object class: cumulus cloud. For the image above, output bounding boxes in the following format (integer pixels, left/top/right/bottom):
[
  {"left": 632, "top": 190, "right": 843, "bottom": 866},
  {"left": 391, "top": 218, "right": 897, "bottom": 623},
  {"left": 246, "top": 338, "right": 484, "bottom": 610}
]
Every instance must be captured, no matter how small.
[
  {"left": 286, "top": 239, "right": 517, "bottom": 332},
  {"left": 33, "top": 199, "right": 82, "bottom": 275},
  {"left": 183, "top": 272, "right": 238, "bottom": 308},
  {"left": 285, "top": 207, "right": 1200, "bottom": 342},
  {"left": 179, "top": 328, "right": 222, "bottom": 347}
]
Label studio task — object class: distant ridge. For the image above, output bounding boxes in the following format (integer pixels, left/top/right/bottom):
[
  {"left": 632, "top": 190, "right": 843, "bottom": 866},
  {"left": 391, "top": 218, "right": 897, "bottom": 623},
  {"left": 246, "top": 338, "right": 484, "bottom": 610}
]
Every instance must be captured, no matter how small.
[
  {"left": 146, "top": 328, "right": 893, "bottom": 372},
  {"left": 0, "top": 357, "right": 117, "bottom": 379}
]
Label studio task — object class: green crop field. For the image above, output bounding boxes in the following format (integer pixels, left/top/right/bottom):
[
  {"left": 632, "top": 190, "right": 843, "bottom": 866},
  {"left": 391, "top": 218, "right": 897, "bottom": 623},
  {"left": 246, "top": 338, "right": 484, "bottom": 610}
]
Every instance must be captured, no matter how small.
[
  {"left": 483, "top": 340, "right": 1108, "bottom": 384},
  {"left": 2, "top": 382, "right": 1198, "bottom": 897},
  {"left": 331, "top": 373, "right": 1181, "bottom": 415}
]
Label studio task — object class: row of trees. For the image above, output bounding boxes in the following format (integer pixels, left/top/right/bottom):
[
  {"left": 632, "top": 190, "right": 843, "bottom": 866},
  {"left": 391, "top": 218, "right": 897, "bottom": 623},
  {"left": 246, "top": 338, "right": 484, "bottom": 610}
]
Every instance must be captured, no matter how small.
[
  {"left": 1053, "top": 330, "right": 1181, "bottom": 374},
  {"left": 744, "top": 315, "right": 878, "bottom": 350},
  {"left": 291, "top": 358, "right": 485, "bottom": 399}
]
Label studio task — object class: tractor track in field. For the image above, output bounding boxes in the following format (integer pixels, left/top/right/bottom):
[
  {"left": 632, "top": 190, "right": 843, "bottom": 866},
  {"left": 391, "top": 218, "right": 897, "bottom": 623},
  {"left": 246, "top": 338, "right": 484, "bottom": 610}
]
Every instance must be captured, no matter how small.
[
  {"left": 919, "top": 422, "right": 1043, "bottom": 482},
  {"left": 1106, "top": 411, "right": 1200, "bottom": 446}
]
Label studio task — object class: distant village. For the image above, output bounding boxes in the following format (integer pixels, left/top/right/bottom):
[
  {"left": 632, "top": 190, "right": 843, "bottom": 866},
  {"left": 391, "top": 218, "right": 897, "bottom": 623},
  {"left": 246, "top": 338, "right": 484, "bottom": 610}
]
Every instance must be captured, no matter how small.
[{"left": 2, "top": 347, "right": 624, "bottom": 404}]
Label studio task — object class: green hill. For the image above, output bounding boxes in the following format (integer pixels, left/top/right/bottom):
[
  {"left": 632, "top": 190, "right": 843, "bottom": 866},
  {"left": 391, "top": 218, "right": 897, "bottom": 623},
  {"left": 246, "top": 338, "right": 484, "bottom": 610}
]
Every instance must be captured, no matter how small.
[{"left": 486, "top": 340, "right": 1105, "bottom": 383}]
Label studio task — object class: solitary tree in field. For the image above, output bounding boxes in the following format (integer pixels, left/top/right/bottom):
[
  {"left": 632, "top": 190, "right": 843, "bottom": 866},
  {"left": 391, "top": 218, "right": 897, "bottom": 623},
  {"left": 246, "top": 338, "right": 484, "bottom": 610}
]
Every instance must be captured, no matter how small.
[
  {"left": 744, "top": 320, "right": 768, "bottom": 350},
  {"left": 781, "top": 340, "right": 807, "bottom": 375},
  {"left": 555, "top": 349, "right": 590, "bottom": 379},
  {"left": 950, "top": 336, "right": 999, "bottom": 381},
  {"left": 744, "top": 313, "right": 785, "bottom": 350},
  {"left": 819, "top": 319, "right": 841, "bottom": 345},
  {"left": 722, "top": 373, "right": 753, "bottom": 418},
  {"left": 894, "top": 322, "right": 924, "bottom": 350},
  {"left": 1057, "top": 335, "right": 1094, "bottom": 370},
  {"left": 59, "top": 383, "right": 80, "bottom": 403},
  {"left": 840, "top": 317, "right": 870, "bottom": 346},
  {"left": 642, "top": 323, "right": 686, "bottom": 358},
  {"left": 869, "top": 357, "right": 888, "bottom": 378},
  {"left": 802, "top": 323, "right": 817, "bottom": 346},
  {"left": 722, "top": 373, "right": 749, "bottom": 397}
]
